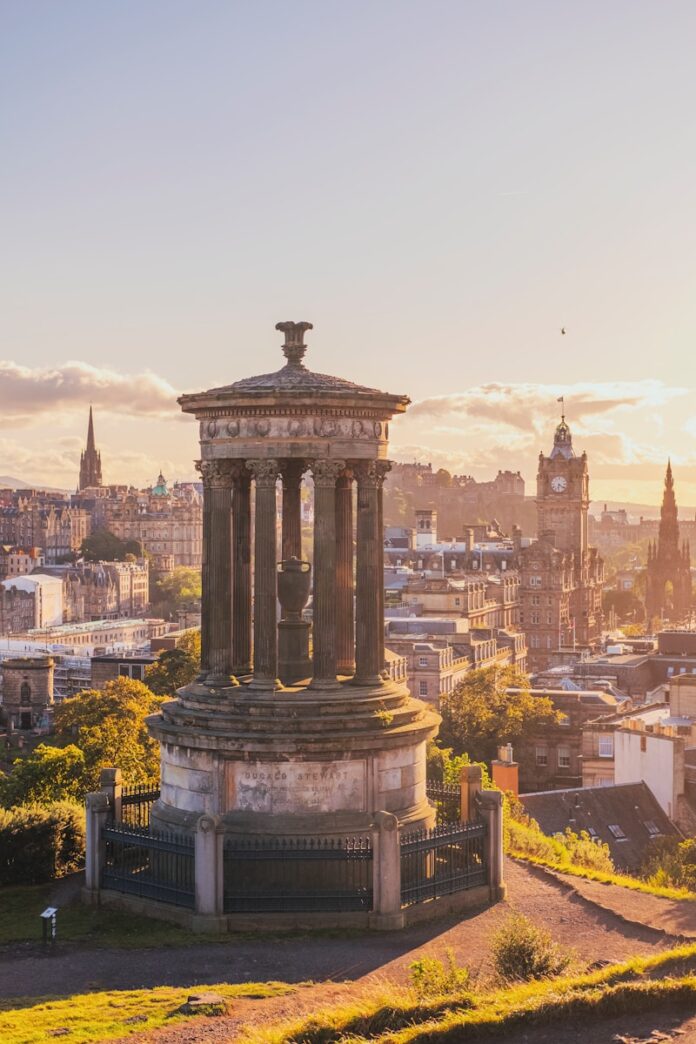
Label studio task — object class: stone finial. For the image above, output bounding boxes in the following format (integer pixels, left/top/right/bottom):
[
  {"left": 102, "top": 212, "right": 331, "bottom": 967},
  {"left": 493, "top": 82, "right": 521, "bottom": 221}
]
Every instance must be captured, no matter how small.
[{"left": 275, "top": 321, "right": 313, "bottom": 366}]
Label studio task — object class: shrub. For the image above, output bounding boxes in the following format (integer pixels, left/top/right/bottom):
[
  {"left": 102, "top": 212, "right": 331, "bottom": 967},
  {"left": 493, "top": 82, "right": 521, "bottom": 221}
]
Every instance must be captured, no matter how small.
[
  {"left": 491, "top": 912, "right": 570, "bottom": 982},
  {"left": 0, "top": 802, "right": 85, "bottom": 885},
  {"left": 409, "top": 949, "right": 471, "bottom": 998},
  {"left": 504, "top": 795, "right": 613, "bottom": 873}
]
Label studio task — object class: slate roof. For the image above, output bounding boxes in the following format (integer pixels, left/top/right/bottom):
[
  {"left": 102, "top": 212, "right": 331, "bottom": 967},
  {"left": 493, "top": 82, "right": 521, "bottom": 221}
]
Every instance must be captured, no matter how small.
[{"left": 520, "top": 782, "right": 678, "bottom": 871}]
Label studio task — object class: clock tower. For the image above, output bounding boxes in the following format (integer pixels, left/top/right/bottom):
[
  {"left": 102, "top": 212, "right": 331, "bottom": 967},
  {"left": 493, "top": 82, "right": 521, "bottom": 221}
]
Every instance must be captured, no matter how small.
[{"left": 536, "top": 412, "right": 589, "bottom": 556}]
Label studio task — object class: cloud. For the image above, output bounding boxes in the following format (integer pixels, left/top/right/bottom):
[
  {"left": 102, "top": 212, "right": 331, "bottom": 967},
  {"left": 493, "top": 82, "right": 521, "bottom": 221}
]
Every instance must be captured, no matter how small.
[
  {"left": 407, "top": 380, "right": 687, "bottom": 434},
  {"left": 0, "top": 360, "right": 180, "bottom": 426}
]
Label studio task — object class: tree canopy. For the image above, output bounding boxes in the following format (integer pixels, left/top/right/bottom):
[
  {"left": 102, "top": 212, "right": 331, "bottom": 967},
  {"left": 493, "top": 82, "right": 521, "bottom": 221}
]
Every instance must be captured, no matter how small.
[
  {"left": 54, "top": 677, "right": 165, "bottom": 790},
  {"left": 81, "top": 529, "right": 144, "bottom": 562},
  {"left": 0, "top": 744, "right": 87, "bottom": 808},
  {"left": 151, "top": 567, "right": 201, "bottom": 619},
  {"left": 439, "top": 666, "right": 559, "bottom": 765},
  {"left": 146, "top": 629, "right": 201, "bottom": 695}
]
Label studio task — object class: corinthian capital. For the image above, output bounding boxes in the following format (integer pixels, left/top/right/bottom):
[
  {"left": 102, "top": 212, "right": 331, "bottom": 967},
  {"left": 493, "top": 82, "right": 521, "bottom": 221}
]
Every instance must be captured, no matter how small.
[
  {"left": 354, "top": 460, "right": 391, "bottom": 488},
  {"left": 195, "top": 459, "right": 234, "bottom": 489},
  {"left": 311, "top": 459, "right": 346, "bottom": 487},
  {"left": 246, "top": 458, "right": 280, "bottom": 487}
]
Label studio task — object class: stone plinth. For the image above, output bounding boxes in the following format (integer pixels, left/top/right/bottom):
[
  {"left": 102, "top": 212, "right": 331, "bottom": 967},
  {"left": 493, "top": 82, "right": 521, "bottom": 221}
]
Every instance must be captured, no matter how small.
[{"left": 148, "top": 677, "right": 439, "bottom": 838}]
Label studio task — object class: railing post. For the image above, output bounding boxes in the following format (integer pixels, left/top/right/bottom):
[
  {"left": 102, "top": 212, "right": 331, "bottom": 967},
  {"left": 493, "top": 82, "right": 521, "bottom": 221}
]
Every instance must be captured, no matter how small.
[
  {"left": 369, "top": 811, "right": 405, "bottom": 930},
  {"left": 99, "top": 767, "right": 122, "bottom": 822},
  {"left": 83, "top": 791, "right": 110, "bottom": 905},
  {"left": 192, "top": 814, "right": 225, "bottom": 932},
  {"left": 460, "top": 764, "right": 482, "bottom": 822},
  {"left": 476, "top": 789, "right": 506, "bottom": 901}
]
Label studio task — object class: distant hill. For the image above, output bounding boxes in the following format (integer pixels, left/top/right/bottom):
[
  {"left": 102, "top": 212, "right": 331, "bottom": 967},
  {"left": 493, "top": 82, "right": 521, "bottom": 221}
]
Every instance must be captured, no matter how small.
[
  {"left": 0, "top": 476, "right": 70, "bottom": 493},
  {"left": 589, "top": 500, "right": 696, "bottom": 521}
]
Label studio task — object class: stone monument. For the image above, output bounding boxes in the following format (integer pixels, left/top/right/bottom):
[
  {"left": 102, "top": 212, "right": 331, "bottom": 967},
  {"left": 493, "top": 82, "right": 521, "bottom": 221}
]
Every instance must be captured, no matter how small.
[
  {"left": 1, "top": 656, "right": 54, "bottom": 730},
  {"left": 148, "top": 321, "right": 440, "bottom": 842}
]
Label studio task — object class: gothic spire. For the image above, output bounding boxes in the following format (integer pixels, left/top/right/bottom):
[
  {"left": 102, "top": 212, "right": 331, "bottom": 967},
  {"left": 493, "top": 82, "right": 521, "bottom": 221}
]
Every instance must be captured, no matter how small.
[{"left": 79, "top": 406, "right": 103, "bottom": 489}]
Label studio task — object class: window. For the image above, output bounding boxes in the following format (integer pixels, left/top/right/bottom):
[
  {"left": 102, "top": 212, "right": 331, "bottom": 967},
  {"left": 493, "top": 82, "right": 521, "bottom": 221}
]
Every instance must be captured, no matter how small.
[
  {"left": 454, "top": 597, "right": 461, "bottom": 606},
  {"left": 531, "top": 612, "right": 540, "bottom": 625},
  {"left": 418, "top": 657, "right": 428, "bottom": 668},
  {"left": 419, "top": 681, "right": 428, "bottom": 697},
  {"left": 608, "top": 824, "right": 627, "bottom": 840},
  {"left": 557, "top": 747, "right": 571, "bottom": 769},
  {"left": 598, "top": 736, "right": 614, "bottom": 758},
  {"left": 535, "top": 747, "right": 548, "bottom": 767},
  {"left": 531, "top": 595, "right": 540, "bottom": 606},
  {"left": 643, "top": 820, "right": 661, "bottom": 836},
  {"left": 558, "top": 713, "right": 570, "bottom": 727}
]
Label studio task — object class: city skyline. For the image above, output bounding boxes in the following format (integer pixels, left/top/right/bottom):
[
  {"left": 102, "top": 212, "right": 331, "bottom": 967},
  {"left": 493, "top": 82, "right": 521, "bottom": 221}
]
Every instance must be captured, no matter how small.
[{"left": 2, "top": 2, "right": 695, "bottom": 502}]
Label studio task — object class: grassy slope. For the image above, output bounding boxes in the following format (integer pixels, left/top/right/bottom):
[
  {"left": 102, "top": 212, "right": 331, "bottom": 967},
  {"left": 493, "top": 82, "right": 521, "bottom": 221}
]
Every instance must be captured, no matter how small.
[
  {"left": 0, "top": 982, "right": 295, "bottom": 1044},
  {"left": 244, "top": 943, "right": 696, "bottom": 1043},
  {"left": 0, "top": 884, "right": 226, "bottom": 948}
]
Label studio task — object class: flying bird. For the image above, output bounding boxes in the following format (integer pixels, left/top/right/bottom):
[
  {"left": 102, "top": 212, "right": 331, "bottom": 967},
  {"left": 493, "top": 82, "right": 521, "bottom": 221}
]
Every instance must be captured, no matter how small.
[{"left": 561, "top": 327, "right": 566, "bottom": 335}]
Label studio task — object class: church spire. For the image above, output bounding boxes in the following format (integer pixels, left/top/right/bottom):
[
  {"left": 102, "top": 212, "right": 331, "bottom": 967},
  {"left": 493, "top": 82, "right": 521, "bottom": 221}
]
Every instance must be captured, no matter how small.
[
  {"left": 645, "top": 460, "right": 692, "bottom": 622},
  {"left": 79, "top": 406, "right": 103, "bottom": 489}
]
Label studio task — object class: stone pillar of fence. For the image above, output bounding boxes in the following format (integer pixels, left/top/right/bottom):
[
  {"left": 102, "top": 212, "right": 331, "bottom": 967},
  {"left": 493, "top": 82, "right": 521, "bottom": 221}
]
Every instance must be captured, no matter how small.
[
  {"left": 83, "top": 791, "right": 111, "bottom": 904},
  {"left": 369, "top": 810, "right": 405, "bottom": 930},
  {"left": 99, "top": 767, "right": 122, "bottom": 822},
  {"left": 476, "top": 788, "right": 506, "bottom": 901},
  {"left": 192, "top": 813, "right": 226, "bottom": 932},
  {"left": 459, "top": 763, "right": 482, "bottom": 822}
]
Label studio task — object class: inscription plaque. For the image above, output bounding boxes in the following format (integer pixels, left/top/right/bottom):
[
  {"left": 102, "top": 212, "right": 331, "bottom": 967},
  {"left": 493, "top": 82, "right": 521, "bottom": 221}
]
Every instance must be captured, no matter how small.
[{"left": 226, "top": 759, "right": 367, "bottom": 814}]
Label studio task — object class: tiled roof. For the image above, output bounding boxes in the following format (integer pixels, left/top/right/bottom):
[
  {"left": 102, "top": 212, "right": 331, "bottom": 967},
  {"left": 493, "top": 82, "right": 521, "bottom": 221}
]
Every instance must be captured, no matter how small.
[{"left": 520, "top": 782, "right": 678, "bottom": 871}]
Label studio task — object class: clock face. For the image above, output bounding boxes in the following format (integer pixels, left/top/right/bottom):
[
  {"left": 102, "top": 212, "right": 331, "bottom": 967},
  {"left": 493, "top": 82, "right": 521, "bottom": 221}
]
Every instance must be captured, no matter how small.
[{"left": 551, "top": 475, "right": 567, "bottom": 493}]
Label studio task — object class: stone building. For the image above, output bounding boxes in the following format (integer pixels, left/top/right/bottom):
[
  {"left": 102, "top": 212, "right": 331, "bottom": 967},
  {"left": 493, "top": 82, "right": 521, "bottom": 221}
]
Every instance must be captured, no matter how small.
[
  {"left": 1, "top": 656, "right": 54, "bottom": 730},
  {"left": 0, "top": 584, "right": 35, "bottom": 635},
  {"left": 148, "top": 320, "right": 440, "bottom": 844},
  {"left": 645, "top": 462, "right": 692, "bottom": 623},
  {"left": 99, "top": 480, "right": 202, "bottom": 571},
  {"left": 0, "top": 501, "right": 90, "bottom": 562},
  {"left": 518, "top": 413, "right": 604, "bottom": 671},
  {"left": 0, "top": 546, "right": 44, "bottom": 578}
]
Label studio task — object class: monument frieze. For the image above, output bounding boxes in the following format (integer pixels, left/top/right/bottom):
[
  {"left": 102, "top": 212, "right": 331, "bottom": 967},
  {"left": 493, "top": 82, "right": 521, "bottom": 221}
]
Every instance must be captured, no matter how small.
[{"left": 226, "top": 759, "right": 367, "bottom": 814}]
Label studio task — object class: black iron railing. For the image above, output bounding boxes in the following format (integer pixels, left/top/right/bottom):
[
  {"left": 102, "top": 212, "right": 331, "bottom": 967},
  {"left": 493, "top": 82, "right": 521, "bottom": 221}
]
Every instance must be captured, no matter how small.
[
  {"left": 223, "top": 836, "right": 373, "bottom": 913},
  {"left": 102, "top": 822, "right": 195, "bottom": 908},
  {"left": 425, "top": 781, "right": 461, "bottom": 824},
  {"left": 121, "top": 784, "right": 160, "bottom": 828},
  {"left": 400, "top": 820, "right": 487, "bottom": 907}
]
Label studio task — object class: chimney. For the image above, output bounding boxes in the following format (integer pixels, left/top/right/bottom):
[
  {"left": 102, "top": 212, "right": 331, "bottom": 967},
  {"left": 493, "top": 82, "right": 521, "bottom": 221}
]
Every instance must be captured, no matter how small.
[
  {"left": 491, "top": 743, "right": 519, "bottom": 796},
  {"left": 415, "top": 509, "right": 438, "bottom": 549}
]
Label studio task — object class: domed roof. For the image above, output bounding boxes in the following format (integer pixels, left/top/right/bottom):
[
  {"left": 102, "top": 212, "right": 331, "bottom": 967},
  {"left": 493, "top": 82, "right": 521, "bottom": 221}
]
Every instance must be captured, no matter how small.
[
  {"left": 550, "top": 416, "right": 575, "bottom": 460},
  {"left": 152, "top": 472, "right": 168, "bottom": 496},
  {"left": 179, "top": 322, "right": 409, "bottom": 413}
]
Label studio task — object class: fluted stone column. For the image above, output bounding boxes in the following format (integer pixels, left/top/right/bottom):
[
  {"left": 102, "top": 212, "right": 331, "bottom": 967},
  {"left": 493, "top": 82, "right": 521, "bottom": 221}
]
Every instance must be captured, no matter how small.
[
  {"left": 247, "top": 459, "right": 280, "bottom": 690},
  {"left": 197, "top": 460, "right": 236, "bottom": 687},
  {"left": 281, "top": 459, "right": 305, "bottom": 563},
  {"left": 311, "top": 460, "right": 345, "bottom": 686},
  {"left": 335, "top": 468, "right": 355, "bottom": 676},
  {"left": 231, "top": 464, "right": 252, "bottom": 675},
  {"left": 195, "top": 460, "right": 212, "bottom": 679},
  {"left": 354, "top": 460, "right": 390, "bottom": 686}
]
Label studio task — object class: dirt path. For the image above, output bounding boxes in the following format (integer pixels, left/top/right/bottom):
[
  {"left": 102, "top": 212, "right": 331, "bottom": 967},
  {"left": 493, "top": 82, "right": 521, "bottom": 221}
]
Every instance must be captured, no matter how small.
[
  {"left": 545, "top": 865, "right": 696, "bottom": 939},
  {"left": 0, "top": 861, "right": 672, "bottom": 1003},
  {"left": 0, "top": 859, "right": 667, "bottom": 1044}
]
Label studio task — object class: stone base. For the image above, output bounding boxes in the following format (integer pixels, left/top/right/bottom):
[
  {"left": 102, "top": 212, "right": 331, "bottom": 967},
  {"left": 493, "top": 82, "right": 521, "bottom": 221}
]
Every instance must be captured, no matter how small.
[{"left": 148, "top": 676, "right": 440, "bottom": 839}]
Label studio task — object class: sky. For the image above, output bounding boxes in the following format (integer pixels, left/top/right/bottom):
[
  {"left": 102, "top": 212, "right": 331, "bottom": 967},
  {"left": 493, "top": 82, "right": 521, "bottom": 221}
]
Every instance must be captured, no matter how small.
[{"left": 1, "top": 1, "right": 695, "bottom": 509}]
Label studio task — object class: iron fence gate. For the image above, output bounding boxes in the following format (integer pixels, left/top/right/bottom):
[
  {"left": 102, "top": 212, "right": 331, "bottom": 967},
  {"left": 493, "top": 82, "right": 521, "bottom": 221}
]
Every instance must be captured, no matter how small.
[
  {"left": 425, "top": 781, "right": 461, "bottom": 824},
  {"left": 223, "top": 836, "right": 373, "bottom": 913},
  {"left": 101, "top": 821, "right": 194, "bottom": 908},
  {"left": 400, "top": 820, "right": 487, "bottom": 907},
  {"left": 121, "top": 784, "right": 160, "bottom": 828}
]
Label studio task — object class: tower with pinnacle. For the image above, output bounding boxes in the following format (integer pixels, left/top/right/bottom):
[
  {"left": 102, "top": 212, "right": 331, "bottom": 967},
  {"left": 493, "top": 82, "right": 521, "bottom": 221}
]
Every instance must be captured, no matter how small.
[
  {"left": 645, "top": 461, "right": 692, "bottom": 623},
  {"left": 78, "top": 407, "right": 103, "bottom": 489}
]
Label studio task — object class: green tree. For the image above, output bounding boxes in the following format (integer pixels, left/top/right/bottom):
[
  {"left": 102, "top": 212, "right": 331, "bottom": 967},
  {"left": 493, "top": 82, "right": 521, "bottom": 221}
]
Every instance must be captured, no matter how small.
[
  {"left": 0, "top": 744, "right": 87, "bottom": 808},
  {"left": 54, "top": 678, "right": 164, "bottom": 788},
  {"left": 81, "top": 529, "right": 143, "bottom": 562},
  {"left": 602, "top": 588, "right": 645, "bottom": 623},
  {"left": 146, "top": 629, "right": 201, "bottom": 695},
  {"left": 439, "top": 666, "right": 558, "bottom": 765},
  {"left": 151, "top": 566, "right": 202, "bottom": 619},
  {"left": 426, "top": 741, "right": 491, "bottom": 787}
]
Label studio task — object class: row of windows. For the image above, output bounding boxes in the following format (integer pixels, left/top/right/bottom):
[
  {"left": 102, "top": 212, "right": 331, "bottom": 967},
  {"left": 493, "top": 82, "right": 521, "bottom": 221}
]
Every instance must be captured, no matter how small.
[{"left": 536, "top": 746, "right": 571, "bottom": 768}]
